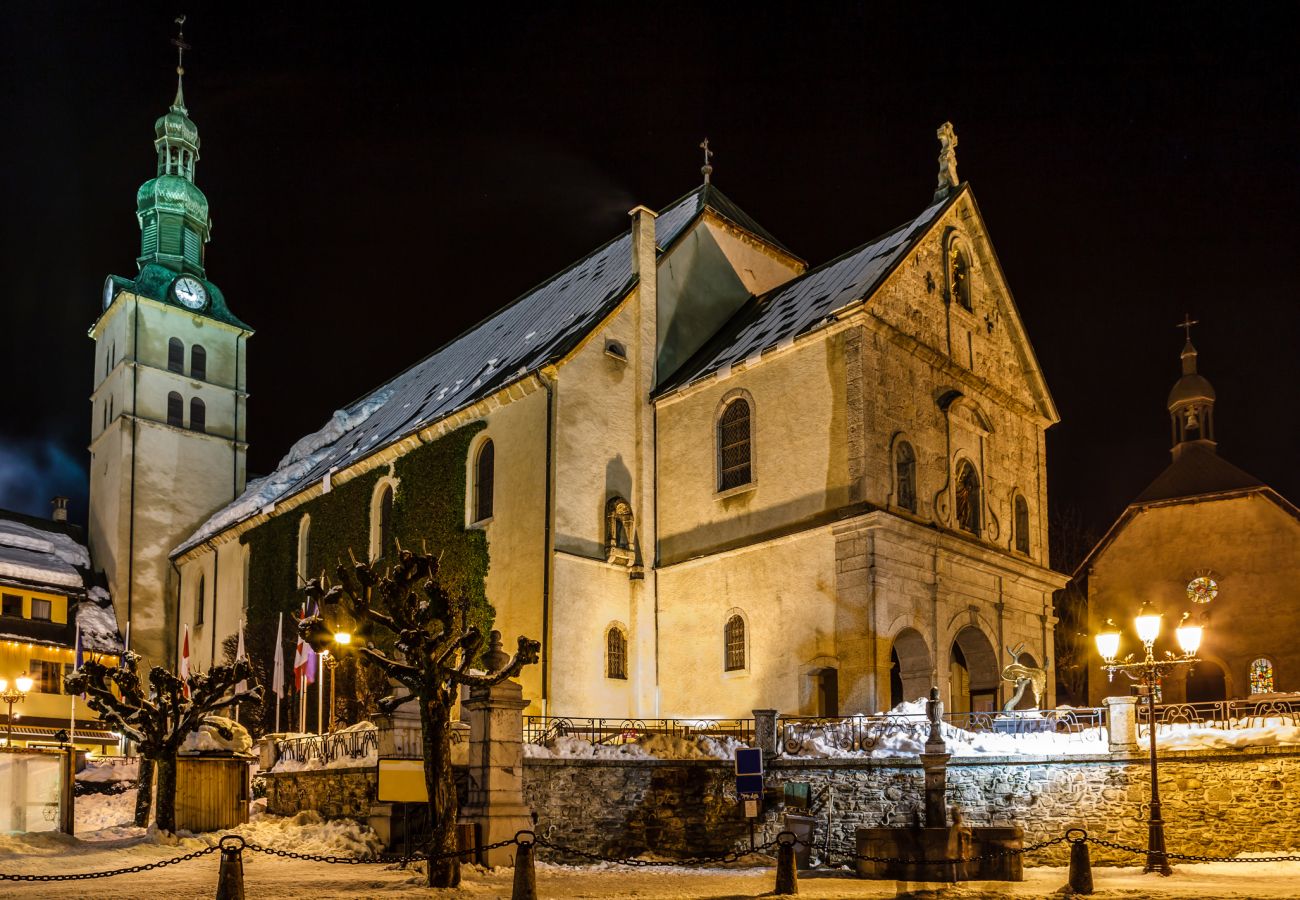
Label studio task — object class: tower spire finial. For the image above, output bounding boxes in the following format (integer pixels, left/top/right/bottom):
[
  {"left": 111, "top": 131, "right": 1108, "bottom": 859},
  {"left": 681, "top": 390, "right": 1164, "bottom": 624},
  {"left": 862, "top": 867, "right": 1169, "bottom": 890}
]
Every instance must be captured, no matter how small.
[
  {"left": 1176, "top": 313, "right": 1200, "bottom": 374},
  {"left": 935, "top": 122, "right": 959, "bottom": 200},
  {"left": 1177, "top": 312, "right": 1199, "bottom": 344},
  {"left": 171, "top": 15, "right": 190, "bottom": 112},
  {"left": 699, "top": 138, "right": 714, "bottom": 185}
]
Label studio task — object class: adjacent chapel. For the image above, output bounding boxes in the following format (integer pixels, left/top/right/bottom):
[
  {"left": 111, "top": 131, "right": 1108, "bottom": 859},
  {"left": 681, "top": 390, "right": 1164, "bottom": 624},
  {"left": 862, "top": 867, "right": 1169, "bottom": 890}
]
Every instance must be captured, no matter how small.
[{"left": 85, "top": 58, "right": 1069, "bottom": 720}]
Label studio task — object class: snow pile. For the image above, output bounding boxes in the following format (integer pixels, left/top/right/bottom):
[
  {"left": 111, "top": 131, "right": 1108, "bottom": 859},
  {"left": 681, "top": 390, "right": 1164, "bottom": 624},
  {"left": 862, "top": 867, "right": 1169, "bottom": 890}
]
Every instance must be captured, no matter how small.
[
  {"left": 1157, "top": 719, "right": 1300, "bottom": 752},
  {"left": 197, "top": 809, "right": 384, "bottom": 858},
  {"left": 179, "top": 716, "right": 253, "bottom": 755},
  {"left": 75, "top": 790, "right": 140, "bottom": 835},
  {"left": 525, "top": 732, "right": 746, "bottom": 760},
  {"left": 177, "top": 390, "right": 394, "bottom": 552},
  {"left": 77, "top": 757, "right": 139, "bottom": 783}
]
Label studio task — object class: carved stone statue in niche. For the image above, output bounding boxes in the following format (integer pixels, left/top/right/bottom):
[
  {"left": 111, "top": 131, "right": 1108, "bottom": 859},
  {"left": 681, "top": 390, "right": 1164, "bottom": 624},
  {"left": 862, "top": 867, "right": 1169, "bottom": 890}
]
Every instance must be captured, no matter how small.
[{"left": 605, "top": 497, "right": 635, "bottom": 565}]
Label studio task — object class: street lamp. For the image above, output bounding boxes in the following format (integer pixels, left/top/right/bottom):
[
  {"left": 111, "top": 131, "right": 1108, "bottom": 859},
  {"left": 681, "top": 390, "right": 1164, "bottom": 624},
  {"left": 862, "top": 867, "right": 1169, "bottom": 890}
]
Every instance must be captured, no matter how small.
[
  {"left": 0, "top": 674, "right": 35, "bottom": 746},
  {"left": 323, "top": 633, "right": 352, "bottom": 733},
  {"left": 1095, "top": 607, "right": 1204, "bottom": 876}
]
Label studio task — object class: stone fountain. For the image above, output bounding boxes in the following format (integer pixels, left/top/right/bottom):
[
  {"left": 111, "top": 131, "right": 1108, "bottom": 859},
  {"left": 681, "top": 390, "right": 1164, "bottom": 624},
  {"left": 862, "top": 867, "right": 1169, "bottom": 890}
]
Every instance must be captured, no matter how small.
[{"left": 854, "top": 688, "right": 1024, "bottom": 883}]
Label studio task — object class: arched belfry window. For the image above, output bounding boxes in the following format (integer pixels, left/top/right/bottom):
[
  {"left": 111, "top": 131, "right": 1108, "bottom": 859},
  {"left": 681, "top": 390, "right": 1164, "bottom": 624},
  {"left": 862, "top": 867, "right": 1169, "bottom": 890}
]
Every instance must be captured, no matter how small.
[
  {"left": 189, "top": 397, "right": 206, "bottom": 433},
  {"left": 167, "top": 337, "right": 184, "bottom": 373},
  {"left": 718, "top": 398, "right": 753, "bottom": 491},
  {"left": 724, "top": 614, "right": 747, "bottom": 672},
  {"left": 191, "top": 345, "right": 207, "bottom": 381},
  {"left": 896, "top": 441, "right": 917, "bottom": 513},
  {"left": 166, "top": 391, "right": 183, "bottom": 427},
  {"left": 606, "top": 626, "right": 628, "bottom": 680},
  {"left": 370, "top": 483, "right": 394, "bottom": 562},
  {"left": 474, "top": 440, "right": 495, "bottom": 523},
  {"left": 955, "top": 460, "right": 981, "bottom": 536},
  {"left": 1014, "top": 495, "right": 1030, "bottom": 554},
  {"left": 949, "top": 241, "right": 973, "bottom": 311}
]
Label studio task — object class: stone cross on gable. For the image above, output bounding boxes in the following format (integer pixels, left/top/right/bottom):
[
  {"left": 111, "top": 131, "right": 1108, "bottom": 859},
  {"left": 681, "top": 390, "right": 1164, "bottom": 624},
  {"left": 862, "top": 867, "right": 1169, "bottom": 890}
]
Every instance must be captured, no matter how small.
[
  {"left": 700, "top": 138, "right": 714, "bottom": 185},
  {"left": 935, "top": 122, "right": 959, "bottom": 199}
]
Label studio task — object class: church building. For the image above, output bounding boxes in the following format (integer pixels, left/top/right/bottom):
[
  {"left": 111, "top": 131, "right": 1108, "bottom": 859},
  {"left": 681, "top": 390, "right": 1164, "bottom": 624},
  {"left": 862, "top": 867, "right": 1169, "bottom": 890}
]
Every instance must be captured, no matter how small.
[
  {"left": 1082, "top": 333, "right": 1300, "bottom": 704},
  {"left": 133, "top": 106, "right": 1067, "bottom": 719}
]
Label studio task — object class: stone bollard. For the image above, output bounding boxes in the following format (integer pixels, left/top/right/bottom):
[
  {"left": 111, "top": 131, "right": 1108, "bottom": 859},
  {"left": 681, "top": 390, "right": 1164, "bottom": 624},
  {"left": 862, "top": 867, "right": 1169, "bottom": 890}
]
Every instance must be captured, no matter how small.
[
  {"left": 1103, "top": 696, "right": 1140, "bottom": 754},
  {"left": 774, "top": 831, "right": 799, "bottom": 895},
  {"left": 753, "top": 709, "right": 779, "bottom": 761},
  {"left": 511, "top": 831, "right": 537, "bottom": 900},
  {"left": 215, "top": 835, "right": 246, "bottom": 900},
  {"left": 1066, "top": 829, "right": 1093, "bottom": 895}
]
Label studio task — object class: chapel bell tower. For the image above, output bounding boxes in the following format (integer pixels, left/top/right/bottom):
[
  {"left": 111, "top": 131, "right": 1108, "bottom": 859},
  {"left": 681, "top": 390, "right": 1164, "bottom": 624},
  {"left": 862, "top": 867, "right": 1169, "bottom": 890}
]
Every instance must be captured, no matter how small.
[
  {"left": 1167, "top": 317, "right": 1216, "bottom": 457},
  {"left": 87, "top": 20, "right": 252, "bottom": 667}
]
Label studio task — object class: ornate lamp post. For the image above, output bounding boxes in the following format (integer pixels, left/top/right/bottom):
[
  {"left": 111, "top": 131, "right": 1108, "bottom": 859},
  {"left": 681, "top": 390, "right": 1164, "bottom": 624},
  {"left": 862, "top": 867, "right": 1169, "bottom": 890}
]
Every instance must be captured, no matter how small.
[
  {"left": 1095, "top": 607, "right": 1204, "bottom": 876},
  {"left": 323, "top": 632, "right": 351, "bottom": 732},
  {"left": 0, "top": 674, "right": 34, "bottom": 746}
]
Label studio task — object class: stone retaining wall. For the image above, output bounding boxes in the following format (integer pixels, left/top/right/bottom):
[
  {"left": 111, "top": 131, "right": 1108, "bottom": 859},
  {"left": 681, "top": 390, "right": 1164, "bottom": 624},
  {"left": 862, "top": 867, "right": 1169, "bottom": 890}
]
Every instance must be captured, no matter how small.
[
  {"left": 523, "top": 747, "right": 1300, "bottom": 866},
  {"left": 263, "top": 767, "right": 378, "bottom": 819}
]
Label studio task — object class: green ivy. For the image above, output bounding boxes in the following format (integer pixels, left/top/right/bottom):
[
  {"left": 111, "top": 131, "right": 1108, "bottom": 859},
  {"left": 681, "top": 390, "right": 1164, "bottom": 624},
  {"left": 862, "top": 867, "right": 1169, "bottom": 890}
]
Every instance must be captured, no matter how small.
[{"left": 240, "top": 422, "right": 490, "bottom": 734}]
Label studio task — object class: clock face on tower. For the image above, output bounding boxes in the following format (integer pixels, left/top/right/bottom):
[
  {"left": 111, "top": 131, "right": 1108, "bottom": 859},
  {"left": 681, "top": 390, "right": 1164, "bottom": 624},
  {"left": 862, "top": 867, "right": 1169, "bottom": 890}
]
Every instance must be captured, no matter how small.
[
  {"left": 103, "top": 277, "right": 116, "bottom": 310},
  {"left": 174, "top": 277, "right": 208, "bottom": 310}
]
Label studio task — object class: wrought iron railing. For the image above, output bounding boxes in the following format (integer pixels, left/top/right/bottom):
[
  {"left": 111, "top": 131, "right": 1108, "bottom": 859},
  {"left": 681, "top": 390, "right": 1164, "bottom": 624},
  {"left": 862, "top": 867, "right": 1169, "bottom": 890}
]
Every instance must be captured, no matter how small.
[
  {"left": 1136, "top": 696, "right": 1300, "bottom": 737},
  {"left": 276, "top": 727, "right": 379, "bottom": 765},
  {"left": 524, "top": 716, "right": 754, "bottom": 747}
]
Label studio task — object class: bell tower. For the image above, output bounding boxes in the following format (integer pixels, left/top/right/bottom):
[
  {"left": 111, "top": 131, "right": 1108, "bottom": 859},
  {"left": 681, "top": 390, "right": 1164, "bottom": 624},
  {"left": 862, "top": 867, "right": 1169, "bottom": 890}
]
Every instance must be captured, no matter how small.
[
  {"left": 87, "top": 19, "right": 252, "bottom": 667},
  {"left": 1167, "top": 315, "right": 1216, "bottom": 457}
]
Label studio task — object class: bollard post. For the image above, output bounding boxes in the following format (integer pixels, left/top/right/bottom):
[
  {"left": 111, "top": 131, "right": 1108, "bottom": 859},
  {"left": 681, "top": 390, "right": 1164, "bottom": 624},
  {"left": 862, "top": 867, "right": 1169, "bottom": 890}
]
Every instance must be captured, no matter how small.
[
  {"left": 215, "top": 835, "right": 246, "bottom": 900},
  {"left": 774, "top": 831, "right": 798, "bottom": 896},
  {"left": 511, "top": 831, "right": 537, "bottom": 900},
  {"left": 1066, "top": 829, "right": 1093, "bottom": 895}
]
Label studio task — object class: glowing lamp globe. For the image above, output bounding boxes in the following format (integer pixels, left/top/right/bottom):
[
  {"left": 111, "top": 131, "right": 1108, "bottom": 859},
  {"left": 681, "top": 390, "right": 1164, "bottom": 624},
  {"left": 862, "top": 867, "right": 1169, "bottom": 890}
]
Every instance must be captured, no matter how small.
[
  {"left": 334, "top": 632, "right": 352, "bottom": 646},
  {"left": 0, "top": 678, "right": 7, "bottom": 692},
  {"left": 1134, "top": 611, "right": 1162, "bottom": 644},
  {"left": 1095, "top": 630, "right": 1121, "bottom": 663},
  {"left": 15, "top": 675, "right": 33, "bottom": 694},
  {"left": 1176, "top": 623, "right": 1203, "bottom": 656}
]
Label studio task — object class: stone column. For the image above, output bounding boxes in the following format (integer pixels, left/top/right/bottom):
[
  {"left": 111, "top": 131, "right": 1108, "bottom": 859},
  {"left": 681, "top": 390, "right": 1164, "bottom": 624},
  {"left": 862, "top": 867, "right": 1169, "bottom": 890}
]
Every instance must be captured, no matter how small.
[
  {"left": 752, "top": 709, "right": 778, "bottom": 760},
  {"left": 461, "top": 676, "right": 533, "bottom": 867},
  {"left": 1103, "top": 695, "right": 1140, "bottom": 754}
]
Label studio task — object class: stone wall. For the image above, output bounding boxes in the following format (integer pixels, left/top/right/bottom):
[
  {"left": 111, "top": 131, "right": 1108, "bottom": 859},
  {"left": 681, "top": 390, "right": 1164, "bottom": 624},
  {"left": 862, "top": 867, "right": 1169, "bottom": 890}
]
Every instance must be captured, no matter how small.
[
  {"left": 524, "top": 747, "right": 1300, "bottom": 866},
  {"left": 263, "top": 767, "right": 378, "bottom": 820}
]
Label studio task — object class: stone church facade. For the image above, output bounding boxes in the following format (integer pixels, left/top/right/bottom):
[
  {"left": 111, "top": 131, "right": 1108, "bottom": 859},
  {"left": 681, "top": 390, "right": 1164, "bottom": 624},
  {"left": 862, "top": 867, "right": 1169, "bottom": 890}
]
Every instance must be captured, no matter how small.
[{"left": 87, "top": 63, "right": 1067, "bottom": 721}]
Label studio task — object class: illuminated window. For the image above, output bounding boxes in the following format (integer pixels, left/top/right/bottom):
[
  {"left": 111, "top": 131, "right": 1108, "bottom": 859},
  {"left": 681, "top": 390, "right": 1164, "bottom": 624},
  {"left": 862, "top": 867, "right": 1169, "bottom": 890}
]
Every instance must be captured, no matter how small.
[
  {"left": 1186, "top": 576, "right": 1218, "bottom": 605},
  {"left": 725, "top": 615, "right": 746, "bottom": 672},
  {"left": 30, "top": 659, "right": 62, "bottom": 694},
  {"left": 606, "top": 627, "right": 627, "bottom": 680},
  {"left": 1250, "top": 659, "right": 1274, "bottom": 694},
  {"left": 167, "top": 391, "right": 183, "bottom": 427},
  {"left": 474, "top": 440, "right": 494, "bottom": 523},
  {"left": 30, "top": 599, "right": 52, "bottom": 621},
  {"left": 718, "top": 399, "right": 752, "bottom": 491},
  {"left": 955, "top": 460, "right": 980, "bottom": 536},
  {"left": 1014, "top": 495, "right": 1030, "bottom": 554},
  {"left": 167, "top": 337, "right": 184, "bottom": 373},
  {"left": 896, "top": 441, "right": 917, "bottom": 513}
]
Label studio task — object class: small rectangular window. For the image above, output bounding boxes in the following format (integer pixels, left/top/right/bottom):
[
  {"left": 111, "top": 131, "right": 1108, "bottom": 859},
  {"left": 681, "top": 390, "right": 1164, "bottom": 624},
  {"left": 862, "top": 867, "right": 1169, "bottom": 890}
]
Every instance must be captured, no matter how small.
[
  {"left": 30, "top": 659, "right": 62, "bottom": 694},
  {"left": 30, "top": 599, "right": 52, "bottom": 621},
  {"left": 1, "top": 594, "right": 21, "bottom": 617}
]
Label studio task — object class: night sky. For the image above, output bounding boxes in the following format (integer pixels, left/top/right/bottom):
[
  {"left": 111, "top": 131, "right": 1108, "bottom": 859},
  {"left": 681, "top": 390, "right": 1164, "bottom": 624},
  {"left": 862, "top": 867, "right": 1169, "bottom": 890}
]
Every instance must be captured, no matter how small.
[{"left": 3, "top": 3, "right": 1297, "bottom": 558}]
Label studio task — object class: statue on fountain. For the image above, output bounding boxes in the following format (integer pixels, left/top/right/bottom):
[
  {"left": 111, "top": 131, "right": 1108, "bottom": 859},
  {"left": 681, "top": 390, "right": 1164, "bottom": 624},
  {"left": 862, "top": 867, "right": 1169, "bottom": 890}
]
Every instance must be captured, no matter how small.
[{"left": 1000, "top": 643, "right": 1048, "bottom": 713}]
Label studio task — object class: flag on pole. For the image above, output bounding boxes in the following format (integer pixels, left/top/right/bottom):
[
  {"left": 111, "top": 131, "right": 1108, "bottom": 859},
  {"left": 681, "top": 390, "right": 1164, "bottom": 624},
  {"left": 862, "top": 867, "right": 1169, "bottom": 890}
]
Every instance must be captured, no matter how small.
[
  {"left": 179, "top": 624, "right": 192, "bottom": 699},
  {"left": 293, "top": 606, "right": 311, "bottom": 692},
  {"left": 306, "top": 600, "right": 319, "bottom": 687},
  {"left": 272, "top": 613, "right": 285, "bottom": 700},
  {"left": 234, "top": 619, "right": 248, "bottom": 694}
]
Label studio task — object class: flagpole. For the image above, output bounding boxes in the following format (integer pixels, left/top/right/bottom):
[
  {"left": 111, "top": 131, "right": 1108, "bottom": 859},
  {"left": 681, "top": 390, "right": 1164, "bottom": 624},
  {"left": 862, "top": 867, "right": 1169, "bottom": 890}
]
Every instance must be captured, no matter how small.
[
  {"left": 273, "top": 612, "right": 283, "bottom": 733},
  {"left": 316, "top": 650, "right": 324, "bottom": 734}
]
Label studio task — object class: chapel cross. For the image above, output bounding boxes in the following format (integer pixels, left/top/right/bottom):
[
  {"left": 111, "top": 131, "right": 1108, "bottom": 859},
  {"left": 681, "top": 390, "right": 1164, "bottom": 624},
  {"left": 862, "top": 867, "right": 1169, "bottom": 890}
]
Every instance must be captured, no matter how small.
[
  {"left": 172, "top": 15, "right": 190, "bottom": 73},
  {"left": 1176, "top": 313, "right": 1199, "bottom": 343},
  {"left": 700, "top": 138, "right": 714, "bottom": 185}
]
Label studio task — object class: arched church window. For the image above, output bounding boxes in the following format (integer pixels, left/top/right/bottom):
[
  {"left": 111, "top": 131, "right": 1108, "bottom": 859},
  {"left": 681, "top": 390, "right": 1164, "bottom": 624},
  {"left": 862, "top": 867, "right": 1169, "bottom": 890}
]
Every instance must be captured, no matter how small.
[
  {"left": 955, "top": 460, "right": 980, "bottom": 536},
  {"left": 297, "top": 515, "right": 311, "bottom": 584},
  {"left": 606, "top": 627, "right": 628, "bottom": 680},
  {"left": 195, "top": 572, "right": 205, "bottom": 626},
  {"left": 168, "top": 338, "right": 184, "bottom": 373},
  {"left": 896, "top": 441, "right": 917, "bottom": 513},
  {"left": 718, "top": 399, "right": 752, "bottom": 491},
  {"left": 1014, "top": 495, "right": 1030, "bottom": 554},
  {"left": 724, "top": 615, "right": 747, "bottom": 672},
  {"left": 191, "top": 345, "right": 206, "bottom": 381},
  {"left": 949, "top": 242, "right": 972, "bottom": 311},
  {"left": 167, "top": 391, "right": 183, "bottom": 427},
  {"left": 189, "top": 397, "right": 206, "bottom": 433},
  {"left": 1249, "top": 658, "right": 1274, "bottom": 694},
  {"left": 473, "top": 440, "right": 494, "bottom": 523}
]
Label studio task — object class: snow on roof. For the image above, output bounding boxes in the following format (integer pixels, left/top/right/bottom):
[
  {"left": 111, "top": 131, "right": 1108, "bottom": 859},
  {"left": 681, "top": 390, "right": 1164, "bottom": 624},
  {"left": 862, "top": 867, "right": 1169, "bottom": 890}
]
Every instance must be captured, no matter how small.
[
  {"left": 0, "top": 516, "right": 89, "bottom": 590},
  {"left": 78, "top": 589, "right": 124, "bottom": 654},
  {"left": 175, "top": 185, "right": 763, "bottom": 556},
  {"left": 657, "top": 191, "right": 953, "bottom": 394}
]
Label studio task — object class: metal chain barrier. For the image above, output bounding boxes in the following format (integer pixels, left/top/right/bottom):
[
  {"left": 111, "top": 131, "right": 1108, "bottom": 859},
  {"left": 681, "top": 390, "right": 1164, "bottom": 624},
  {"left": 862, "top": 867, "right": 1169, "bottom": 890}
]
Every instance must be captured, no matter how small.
[
  {"left": 534, "top": 834, "right": 780, "bottom": 867},
  {"left": 1081, "top": 833, "right": 1300, "bottom": 864},
  {"left": 241, "top": 834, "right": 522, "bottom": 865},
  {"left": 0, "top": 844, "right": 219, "bottom": 882}
]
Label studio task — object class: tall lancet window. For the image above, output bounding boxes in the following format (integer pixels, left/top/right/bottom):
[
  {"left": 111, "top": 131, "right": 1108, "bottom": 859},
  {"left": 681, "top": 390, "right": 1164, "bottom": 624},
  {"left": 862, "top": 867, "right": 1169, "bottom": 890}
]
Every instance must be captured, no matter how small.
[
  {"left": 474, "top": 440, "right": 495, "bottom": 523},
  {"left": 718, "top": 399, "right": 752, "bottom": 491},
  {"left": 896, "top": 441, "right": 917, "bottom": 513},
  {"left": 955, "top": 460, "right": 981, "bottom": 536},
  {"left": 1014, "top": 495, "right": 1030, "bottom": 554}
]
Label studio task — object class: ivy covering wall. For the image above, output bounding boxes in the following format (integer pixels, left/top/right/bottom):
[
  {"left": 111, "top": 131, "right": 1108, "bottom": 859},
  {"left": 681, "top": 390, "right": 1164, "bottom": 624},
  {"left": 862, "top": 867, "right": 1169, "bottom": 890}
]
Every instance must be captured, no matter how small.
[{"left": 241, "top": 422, "right": 490, "bottom": 734}]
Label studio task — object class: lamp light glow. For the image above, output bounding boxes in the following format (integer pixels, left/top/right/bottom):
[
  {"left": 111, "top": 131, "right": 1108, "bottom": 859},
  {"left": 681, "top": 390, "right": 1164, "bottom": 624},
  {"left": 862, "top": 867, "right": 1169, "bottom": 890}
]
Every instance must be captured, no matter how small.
[
  {"left": 1095, "top": 630, "right": 1121, "bottom": 663},
  {"left": 334, "top": 632, "right": 352, "bottom": 645},
  {"left": 0, "top": 678, "right": 7, "bottom": 692},
  {"left": 1134, "top": 610, "right": 1162, "bottom": 644},
  {"left": 14, "top": 675, "right": 33, "bottom": 694},
  {"left": 1176, "top": 623, "right": 1203, "bottom": 656}
]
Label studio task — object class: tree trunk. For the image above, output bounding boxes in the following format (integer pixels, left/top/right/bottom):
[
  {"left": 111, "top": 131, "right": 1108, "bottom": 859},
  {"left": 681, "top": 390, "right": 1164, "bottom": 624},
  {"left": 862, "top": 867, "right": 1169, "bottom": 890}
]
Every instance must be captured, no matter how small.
[
  {"left": 133, "top": 756, "right": 155, "bottom": 827},
  {"left": 154, "top": 754, "right": 179, "bottom": 834},
  {"left": 420, "top": 689, "right": 460, "bottom": 888}
]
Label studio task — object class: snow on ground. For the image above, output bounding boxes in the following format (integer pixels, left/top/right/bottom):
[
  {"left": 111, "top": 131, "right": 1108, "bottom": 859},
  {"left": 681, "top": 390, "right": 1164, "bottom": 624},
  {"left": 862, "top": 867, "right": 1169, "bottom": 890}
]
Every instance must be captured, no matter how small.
[{"left": 77, "top": 756, "right": 139, "bottom": 783}]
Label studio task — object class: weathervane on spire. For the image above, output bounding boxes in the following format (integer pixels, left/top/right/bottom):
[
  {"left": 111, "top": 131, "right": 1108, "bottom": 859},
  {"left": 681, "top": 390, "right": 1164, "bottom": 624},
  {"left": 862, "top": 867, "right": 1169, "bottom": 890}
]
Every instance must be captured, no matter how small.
[
  {"left": 700, "top": 138, "right": 714, "bottom": 185},
  {"left": 935, "top": 121, "right": 959, "bottom": 199},
  {"left": 1176, "top": 313, "right": 1199, "bottom": 343},
  {"left": 171, "top": 15, "right": 190, "bottom": 111}
]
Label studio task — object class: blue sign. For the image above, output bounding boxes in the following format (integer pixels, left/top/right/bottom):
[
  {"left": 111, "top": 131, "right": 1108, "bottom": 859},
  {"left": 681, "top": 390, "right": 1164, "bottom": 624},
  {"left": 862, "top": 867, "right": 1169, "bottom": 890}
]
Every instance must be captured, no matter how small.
[
  {"left": 736, "top": 773, "right": 764, "bottom": 796},
  {"left": 734, "top": 747, "right": 763, "bottom": 776}
]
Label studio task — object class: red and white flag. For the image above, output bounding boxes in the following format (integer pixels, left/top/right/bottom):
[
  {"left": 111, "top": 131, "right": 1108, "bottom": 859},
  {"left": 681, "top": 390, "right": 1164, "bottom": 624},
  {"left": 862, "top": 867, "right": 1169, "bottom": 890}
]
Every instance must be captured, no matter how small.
[
  {"left": 179, "top": 624, "right": 192, "bottom": 699},
  {"left": 293, "top": 606, "right": 311, "bottom": 692}
]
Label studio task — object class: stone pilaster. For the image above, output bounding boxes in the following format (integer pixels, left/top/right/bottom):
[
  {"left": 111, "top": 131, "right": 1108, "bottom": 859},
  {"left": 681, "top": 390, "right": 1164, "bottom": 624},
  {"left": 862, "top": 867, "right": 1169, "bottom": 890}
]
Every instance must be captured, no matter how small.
[{"left": 461, "top": 678, "right": 533, "bottom": 867}]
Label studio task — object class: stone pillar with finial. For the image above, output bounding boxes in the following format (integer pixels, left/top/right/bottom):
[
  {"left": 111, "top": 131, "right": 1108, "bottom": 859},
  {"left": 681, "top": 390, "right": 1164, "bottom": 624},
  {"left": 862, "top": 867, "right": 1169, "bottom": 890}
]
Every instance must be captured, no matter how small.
[
  {"left": 460, "top": 631, "right": 533, "bottom": 867},
  {"left": 920, "top": 687, "right": 951, "bottom": 828}
]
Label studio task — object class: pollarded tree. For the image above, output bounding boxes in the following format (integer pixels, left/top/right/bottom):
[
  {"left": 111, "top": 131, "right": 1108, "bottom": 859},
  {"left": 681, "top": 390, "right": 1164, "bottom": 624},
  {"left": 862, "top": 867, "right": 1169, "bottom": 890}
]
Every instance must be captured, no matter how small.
[
  {"left": 66, "top": 654, "right": 262, "bottom": 833},
  {"left": 300, "top": 549, "right": 539, "bottom": 888}
]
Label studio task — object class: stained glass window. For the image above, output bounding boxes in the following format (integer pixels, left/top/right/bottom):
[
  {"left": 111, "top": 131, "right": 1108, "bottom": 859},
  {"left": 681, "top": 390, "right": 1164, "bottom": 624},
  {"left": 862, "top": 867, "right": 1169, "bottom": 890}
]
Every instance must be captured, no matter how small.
[
  {"left": 606, "top": 628, "right": 627, "bottom": 680},
  {"left": 1186, "top": 576, "right": 1218, "bottom": 604},
  {"left": 1249, "top": 658, "right": 1274, "bottom": 694},
  {"left": 724, "top": 615, "right": 746, "bottom": 672}
]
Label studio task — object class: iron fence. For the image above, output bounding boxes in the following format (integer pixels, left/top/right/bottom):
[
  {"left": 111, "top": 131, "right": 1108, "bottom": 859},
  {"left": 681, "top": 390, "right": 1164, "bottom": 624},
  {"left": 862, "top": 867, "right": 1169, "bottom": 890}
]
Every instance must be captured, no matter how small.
[
  {"left": 1136, "top": 696, "right": 1300, "bottom": 737},
  {"left": 276, "top": 727, "right": 379, "bottom": 765},
  {"left": 524, "top": 716, "right": 754, "bottom": 747}
]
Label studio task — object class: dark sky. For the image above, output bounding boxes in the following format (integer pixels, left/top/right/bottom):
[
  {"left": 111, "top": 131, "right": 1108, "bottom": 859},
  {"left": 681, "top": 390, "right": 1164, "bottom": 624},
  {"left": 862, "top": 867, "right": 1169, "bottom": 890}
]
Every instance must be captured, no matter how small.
[{"left": 3, "top": 3, "right": 1298, "bottom": 557}]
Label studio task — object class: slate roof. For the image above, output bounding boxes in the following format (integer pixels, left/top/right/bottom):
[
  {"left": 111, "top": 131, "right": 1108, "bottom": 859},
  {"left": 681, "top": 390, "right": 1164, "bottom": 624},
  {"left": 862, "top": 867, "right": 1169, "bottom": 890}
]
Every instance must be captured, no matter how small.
[
  {"left": 1133, "top": 443, "right": 1267, "bottom": 504},
  {"left": 656, "top": 189, "right": 955, "bottom": 394},
  {"left": 176, "top": 184, "right": 785, "bottom": 555}
]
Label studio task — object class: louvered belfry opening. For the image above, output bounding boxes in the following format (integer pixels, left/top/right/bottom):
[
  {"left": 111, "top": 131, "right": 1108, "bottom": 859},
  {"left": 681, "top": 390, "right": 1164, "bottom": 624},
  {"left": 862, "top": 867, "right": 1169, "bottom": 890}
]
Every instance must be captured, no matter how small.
[{"left": 718, "top": 399, "right": 752, "bottom": 491}]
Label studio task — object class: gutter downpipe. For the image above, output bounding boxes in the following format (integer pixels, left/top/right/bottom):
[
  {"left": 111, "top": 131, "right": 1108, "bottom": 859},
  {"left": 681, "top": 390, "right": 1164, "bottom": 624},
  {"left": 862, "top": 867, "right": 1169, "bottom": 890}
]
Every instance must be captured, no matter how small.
[{"left": 538, "top": 370, "right": 556, "bottom": 713}]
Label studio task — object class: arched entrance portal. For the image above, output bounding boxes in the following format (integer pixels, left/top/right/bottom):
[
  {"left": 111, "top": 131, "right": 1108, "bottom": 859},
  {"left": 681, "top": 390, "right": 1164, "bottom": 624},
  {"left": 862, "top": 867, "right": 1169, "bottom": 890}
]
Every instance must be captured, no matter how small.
[
  {"left": 1186, "top": 660, "right": 1227, "bottom": 702},
  {"left": 950, "top": 626, "right": 1000, "bottom": 714},
  {"left": 889, "top": 628, "right": 933, "bottom": 710}
]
